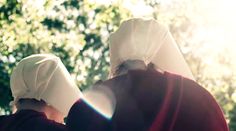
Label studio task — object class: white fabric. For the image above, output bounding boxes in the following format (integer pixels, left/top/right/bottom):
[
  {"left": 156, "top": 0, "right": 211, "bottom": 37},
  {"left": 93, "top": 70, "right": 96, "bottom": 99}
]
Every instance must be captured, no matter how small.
[
  {"left": 109, "top": 18, "right": 195, "bottom": 80},
  {"left": 10, "top": 54, "right": 82, "bottom": 116}
]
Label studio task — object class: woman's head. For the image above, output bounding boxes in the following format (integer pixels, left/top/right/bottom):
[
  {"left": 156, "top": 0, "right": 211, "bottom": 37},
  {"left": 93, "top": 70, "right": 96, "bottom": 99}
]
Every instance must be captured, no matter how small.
[
  {"left": 114, "top": 60, "right": 160, "bottom": 76},
  {"left": 109, "top": 18, "right": 194, "bottom": 80},
  {"left": 114, "top": 60, "right": 147, "bottom": 76},
  {"left": 10, "top": 54, "right": 82, "bottom": 117}
]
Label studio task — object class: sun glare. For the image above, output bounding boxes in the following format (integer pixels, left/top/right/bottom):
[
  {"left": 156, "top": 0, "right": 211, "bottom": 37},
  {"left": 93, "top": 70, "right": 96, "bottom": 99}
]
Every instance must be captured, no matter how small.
[
  {"left": 193, "top": 0, "right": 236, "bottom": 69},
  {"left": 88, "top": 0, "right": 236, "bottom": 77}
]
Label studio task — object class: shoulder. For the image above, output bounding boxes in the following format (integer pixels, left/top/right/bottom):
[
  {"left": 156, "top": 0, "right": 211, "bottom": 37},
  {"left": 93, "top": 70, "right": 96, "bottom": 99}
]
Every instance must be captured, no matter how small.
[
  {"left": 164, "top": 71, "right": 215, "bottom": 104},
  {"left": 0, "top": 115, "right": 7, "bottom": 121},
  {"left": 67, "top": 100, "right": 111, "bottom": 131},
  {"left": 0, "top": 111, "right": 67, "bottom": 131},
  {"left": 35, "top": 118, "right": 67, "bottom": 131},
  {"left": 0, "top": 115, "right": 10, "bottom": 129}
]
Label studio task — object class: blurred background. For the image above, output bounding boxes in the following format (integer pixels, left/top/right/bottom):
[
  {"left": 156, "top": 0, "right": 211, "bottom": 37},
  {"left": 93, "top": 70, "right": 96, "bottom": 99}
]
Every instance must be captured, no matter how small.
[{"left": 0, "top": 0, "right": 236, "bottom": 130}]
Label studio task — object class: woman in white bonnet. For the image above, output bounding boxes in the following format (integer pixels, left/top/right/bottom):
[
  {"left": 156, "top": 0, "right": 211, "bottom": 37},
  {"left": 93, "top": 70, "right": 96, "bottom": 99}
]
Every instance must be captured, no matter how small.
[
  {"left": 0, "top": 54, "right": 112, "bottom": 131},
  {"left": 95, "top": 18, "right": 229, "bottom": 131}
]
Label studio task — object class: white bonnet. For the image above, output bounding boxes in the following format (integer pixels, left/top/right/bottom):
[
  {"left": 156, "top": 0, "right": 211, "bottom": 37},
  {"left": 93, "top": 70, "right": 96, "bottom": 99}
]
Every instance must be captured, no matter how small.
[
  {"left": 10, "top": 54, "right": 82, "bottom": 115},
  {"left": 109, "top": 18, "right": 194, "bottom": 80}
]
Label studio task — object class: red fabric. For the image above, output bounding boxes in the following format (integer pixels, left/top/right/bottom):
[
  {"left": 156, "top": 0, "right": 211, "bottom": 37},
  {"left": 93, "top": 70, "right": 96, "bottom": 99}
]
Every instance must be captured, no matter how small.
[
  {"left": 0, "top": 69, "right": 229, "bottom": 131},
  {"left": 67, "top": 99, "right": 111, "bottom": 131},
  {"left": 105, "top": 69, "right": 229, "bottom": 131},
  {"left": 0, "top": 100, "right": 110, "bottom": 131},
  {"left": 145, "top": 71, "right": 228, "bottom": 131},
  {"left": 0, "top": 110, "right": 66, "bottom": 131}
]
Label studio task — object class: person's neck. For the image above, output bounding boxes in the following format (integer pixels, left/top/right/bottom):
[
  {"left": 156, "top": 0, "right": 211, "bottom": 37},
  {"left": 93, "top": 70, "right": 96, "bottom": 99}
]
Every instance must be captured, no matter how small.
[
  {"left": 17, "top": 104, "right": 64, "bottom": 123},
  {"left": 126, "top": 60, "right": 147, "bottom": 70},
  {"left": 115, "top": 60, "right": 147, "bottom": 76},
  {"left": 17, "top": 104, "right": 46, "bottom": 114}
]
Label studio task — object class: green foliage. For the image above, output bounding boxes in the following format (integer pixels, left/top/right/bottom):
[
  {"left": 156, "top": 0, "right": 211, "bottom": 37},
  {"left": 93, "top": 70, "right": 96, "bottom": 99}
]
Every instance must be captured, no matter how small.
[
  {"left": 0, "top": 0, "right": 22, "bottom": 23},
  {"left": 229, "top": 104, "right": 236, "bottom": 130},
  {"left": 0, "top": 0, "right": 130, "bottom": 113}
]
